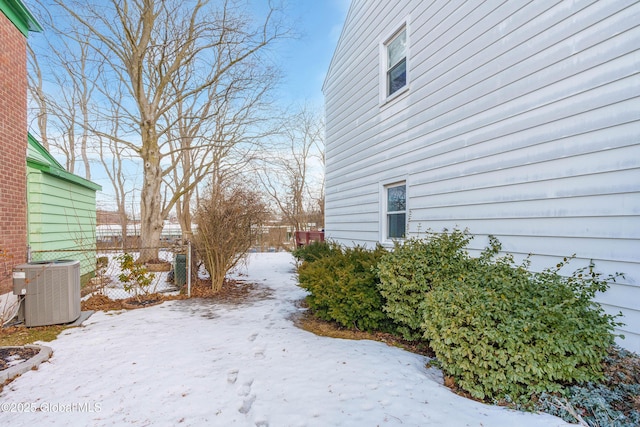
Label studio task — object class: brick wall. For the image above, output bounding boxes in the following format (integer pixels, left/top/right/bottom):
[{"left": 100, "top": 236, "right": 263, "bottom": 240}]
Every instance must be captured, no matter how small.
[{"left": 0, "top": 11, "right": 28, "bottom": 293}]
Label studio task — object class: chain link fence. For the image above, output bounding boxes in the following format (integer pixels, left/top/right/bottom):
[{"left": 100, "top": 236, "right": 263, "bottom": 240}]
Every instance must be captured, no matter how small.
[{"left": 30, "top": 244, "right": 191, "bottom": 301}]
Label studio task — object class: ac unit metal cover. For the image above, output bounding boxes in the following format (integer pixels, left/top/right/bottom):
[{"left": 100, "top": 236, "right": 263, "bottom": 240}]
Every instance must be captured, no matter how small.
[{"left": 12, "top": 260, "right": 81, "bottom": 327}]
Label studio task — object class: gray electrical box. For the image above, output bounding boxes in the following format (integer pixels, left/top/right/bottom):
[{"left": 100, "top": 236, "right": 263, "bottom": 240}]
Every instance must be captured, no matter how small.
[{"left": 13, "top": 260, "right": 81, "bottom": 327}]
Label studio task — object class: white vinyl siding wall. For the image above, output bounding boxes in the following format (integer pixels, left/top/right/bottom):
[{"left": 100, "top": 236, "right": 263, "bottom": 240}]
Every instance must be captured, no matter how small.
[{"left": 323, "top": 0, "right": 640, "bottom": 351}]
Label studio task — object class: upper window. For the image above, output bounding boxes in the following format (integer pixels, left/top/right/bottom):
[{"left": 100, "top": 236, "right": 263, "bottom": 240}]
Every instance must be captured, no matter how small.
[
  {"left": 386, "top": 183, "right": 406, "bottom": 239},
  {"left": 386, "top": 28, "right": 407, "bottom": 97}
]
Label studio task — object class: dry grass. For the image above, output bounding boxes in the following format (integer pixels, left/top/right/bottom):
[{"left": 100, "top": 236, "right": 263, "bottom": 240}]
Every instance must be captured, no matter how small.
[
  {"left": 0, "top": 324, "right": 67, "bottom": 347},
  {"left": 291, "top": 302, "right": 434, "bottom": 358}
]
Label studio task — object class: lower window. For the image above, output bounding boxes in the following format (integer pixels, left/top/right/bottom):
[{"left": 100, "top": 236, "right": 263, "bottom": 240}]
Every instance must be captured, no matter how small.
[{"left": 386, "top": 183, "right": 406, "bottom": 239}]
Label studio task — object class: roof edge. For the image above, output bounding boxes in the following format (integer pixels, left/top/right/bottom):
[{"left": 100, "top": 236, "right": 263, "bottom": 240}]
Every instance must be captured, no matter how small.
[
  {"left": 27, "top": 133, "right": 102, "bottom": 192},
  {"left": 27, "top": 133, "right": 64, "bottom": 169},
  {"left": 0, "top": 0, "right": 43, "bottom": 37},
  {"left": 322, "top": 0, "right": 355, "bottom": 94}
]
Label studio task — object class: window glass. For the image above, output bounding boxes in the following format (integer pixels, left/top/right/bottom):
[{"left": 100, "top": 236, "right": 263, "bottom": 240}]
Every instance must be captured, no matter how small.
[
  {"left": 387, "top": 29, "right": 406, "bottom": 68},
  {"left": 387, "top": 212, "right": 406, "bottom": 238},
  {"left": 387, "top": 29, "right": 407, "bottom": 96},
  {"left": 387, "top": 185, "right": 406, "bottom": 212},
  {"left": 386, "top": 184, "right": 406, "bottom": 239},
  {"left": 388, "top": 59, "right": 406, "bottom": 97}
]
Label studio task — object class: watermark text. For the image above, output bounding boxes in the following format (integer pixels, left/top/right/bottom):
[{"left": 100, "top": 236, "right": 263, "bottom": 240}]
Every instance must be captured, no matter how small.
[{"left": 0, "top": 401, "right": 102, "bottom": 413}]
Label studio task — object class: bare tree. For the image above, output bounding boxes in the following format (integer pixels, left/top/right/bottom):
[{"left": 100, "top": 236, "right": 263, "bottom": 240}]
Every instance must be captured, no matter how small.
[
  {"left": 162, "top": 41, "right": 279, "bottom": 241},
  {"left": 96, "top": 92, "right": 137, "bottom": 249},
  {"left": 27, "top": 45, "right": 49, "bottom": 150},
  {"left": 27, "top": 13, "right": 98, "bottom": 179},
  {"left": 193, "top": 180, "right": 268, "bottom": 292},
  {"left": 44, "top": 0, "right": 288, "bottom": 262},
  {"left": 259, "top": 104, "right": 325, "bottom": 233}
]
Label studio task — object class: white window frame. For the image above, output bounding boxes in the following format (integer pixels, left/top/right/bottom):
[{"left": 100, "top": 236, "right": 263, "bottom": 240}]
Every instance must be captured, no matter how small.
[
  {"left": 380, "top": 19, "right": 410, "bottom": 104},
  {"left": 381, "top": 180, "right": 407, "bottom": 243}
]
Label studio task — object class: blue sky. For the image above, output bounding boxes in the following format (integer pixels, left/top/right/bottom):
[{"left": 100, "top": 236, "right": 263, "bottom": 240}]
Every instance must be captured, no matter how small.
[{"left": 274, "top": 0, "right": 349, "bottom": 106}]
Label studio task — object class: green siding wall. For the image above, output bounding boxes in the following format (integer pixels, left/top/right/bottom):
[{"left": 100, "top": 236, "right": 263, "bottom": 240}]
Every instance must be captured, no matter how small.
[{"left": 27, "top": 166, "right": 98, "bottom": 278}]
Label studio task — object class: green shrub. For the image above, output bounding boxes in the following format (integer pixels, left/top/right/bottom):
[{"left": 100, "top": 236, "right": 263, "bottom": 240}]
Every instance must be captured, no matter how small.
[
  {"left": 295, "top": 228, "right": 624, "bottom": 407},
  {"left": 422, "top": 253, "right": 622, "bottom": 401},
  {"left": 297, "top": 244, "right": 393, "bottom": 332},
  {"left": 117, "top": 253, "right": 155, "bottom": 302},
  {"left": 376, "top": 229, "right": 473, "bottom": 340},
  {"left": 291, "top": 241, "right": 339, "bottom": 264}
]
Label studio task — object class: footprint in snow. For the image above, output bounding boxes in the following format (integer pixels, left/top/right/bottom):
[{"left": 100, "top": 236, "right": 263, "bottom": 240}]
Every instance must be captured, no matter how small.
[
  {"left": 237, "top": 379, "right": 256, "bottom": 415},
  {"left": 227, "top": 369, "right": 239, "bottom": 384},
  {"left": 237, "top": 379, "right": 254, "bottom": 397},
  {"left": 238, "top": 394, "right": 256, "bottom": 414},
  {"left": 248, "top": 332, "right": 258, "bottom": 342}
]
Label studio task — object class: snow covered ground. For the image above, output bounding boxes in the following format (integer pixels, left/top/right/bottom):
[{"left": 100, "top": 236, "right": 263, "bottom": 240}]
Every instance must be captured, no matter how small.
[{"left": 0, "top": 252, "right": 570, "bottom": 426}]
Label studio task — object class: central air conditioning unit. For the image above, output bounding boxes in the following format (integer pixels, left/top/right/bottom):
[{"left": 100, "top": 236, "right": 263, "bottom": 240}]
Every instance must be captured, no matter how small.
[{"left": 12, "top": 260, "right": 81, "bottom": 327}]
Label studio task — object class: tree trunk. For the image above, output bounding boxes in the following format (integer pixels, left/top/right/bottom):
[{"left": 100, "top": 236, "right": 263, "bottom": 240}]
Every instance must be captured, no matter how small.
[
  {"left": 119, "top": 212, "right": 129, "bottom": 250},
  {"left": 177, "top": 191, "right": 193, "bottom": 242},
  {"left": 80, "top": 90, "right": 91, "bottom": 180},
  {"left": 138, "top": 125, "right": 164, "bottom": 262}
]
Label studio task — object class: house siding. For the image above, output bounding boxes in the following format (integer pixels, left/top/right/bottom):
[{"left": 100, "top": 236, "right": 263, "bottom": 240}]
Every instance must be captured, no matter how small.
[
  {"left": 0, "top": 7, "right": 28, "bottom": 293},
  {"left": 27, "top": 167, "right": 99, "bottom": 279},
  {"left": 324, "top": 0, "right": 640, "bottom": 351}
]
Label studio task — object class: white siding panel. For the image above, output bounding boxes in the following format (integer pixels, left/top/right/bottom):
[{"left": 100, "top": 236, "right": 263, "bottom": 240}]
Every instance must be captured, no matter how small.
[
  {"left": 325, "top": 191, "right": 377, "bottom": 210},
  {"left": 487, "top": 235, "right": 637, "bottom": 263},
  {"left": 328, "top": 71, "right": 639, "bottom": 184},
  {"left": 416, "top": 1, "right": 635, "bottom": 110},
  {"left": 414, "top": 194, "right": 637, "bottom": 222},
  {"left": 598, "top": 284, "right": 640, "bottom": 312},
  {"left": 412, "top": 166, "right": 639, "bottom": 209},
  {"left": 343, "top": 77, "right": 640, "bottom": 182},
  {"left": 409, "top": 123, "right": 640, "bottom": 188},
  {"left": 407, "top": 216, "right": 639, "bottom": 241},
  {"left": 324, "top": 229, "right": 380, "bottom": 244},
  {"left": 615, "top": 333, "right": 640, "bottom": 356},
  {"left": 608, "top": 308, "right": 640, "bottom": 340}
]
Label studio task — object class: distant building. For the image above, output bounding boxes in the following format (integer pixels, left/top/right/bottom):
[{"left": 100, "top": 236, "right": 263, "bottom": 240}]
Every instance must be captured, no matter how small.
[
  {"left": 96, "top": 209, "right": 124, "bottom": 225},
  {"left": 96, "top": 223, "right": 192, "bottom": 247}
]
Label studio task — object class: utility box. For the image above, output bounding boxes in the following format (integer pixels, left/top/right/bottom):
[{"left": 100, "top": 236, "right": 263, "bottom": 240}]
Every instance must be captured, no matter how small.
[
  {"left": 13, "top": 260, "right": 81, "bottom": 327},
  {"left": 174, "top": 254, "right": 186, "bottom": 286}
]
